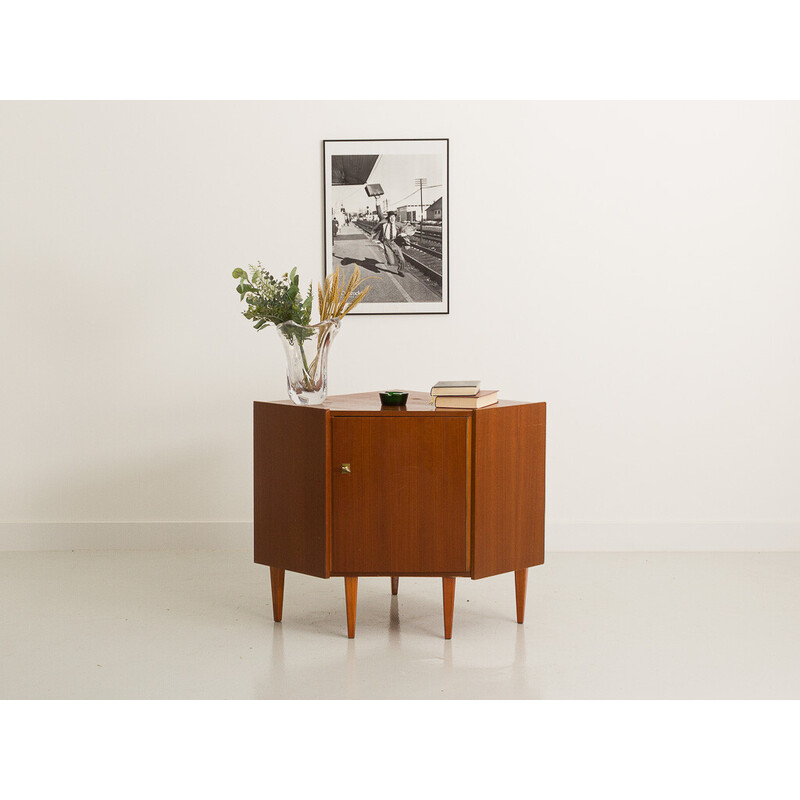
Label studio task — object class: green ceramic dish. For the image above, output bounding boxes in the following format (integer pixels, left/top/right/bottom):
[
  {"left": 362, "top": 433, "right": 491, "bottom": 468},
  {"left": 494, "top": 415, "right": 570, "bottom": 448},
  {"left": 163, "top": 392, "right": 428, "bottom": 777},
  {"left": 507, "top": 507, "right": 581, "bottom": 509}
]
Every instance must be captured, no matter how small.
[{"left": 379, "top": 391, "right": 409, "bottom": 406}]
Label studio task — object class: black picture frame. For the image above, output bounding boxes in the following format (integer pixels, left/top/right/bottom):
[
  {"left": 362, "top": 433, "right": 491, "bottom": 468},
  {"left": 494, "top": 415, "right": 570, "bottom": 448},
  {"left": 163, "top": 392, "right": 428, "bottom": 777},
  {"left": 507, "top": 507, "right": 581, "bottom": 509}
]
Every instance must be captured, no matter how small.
[{"left": 323, "top": 138, "right": 449, "bottom": 315}]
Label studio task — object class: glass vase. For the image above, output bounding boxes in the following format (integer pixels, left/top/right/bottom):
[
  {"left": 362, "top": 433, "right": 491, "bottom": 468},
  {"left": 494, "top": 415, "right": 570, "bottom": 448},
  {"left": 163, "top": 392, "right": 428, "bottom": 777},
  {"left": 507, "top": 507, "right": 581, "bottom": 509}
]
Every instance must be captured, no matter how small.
[{"left": 275, "top": 318, "right": 341, "bottom": 405}]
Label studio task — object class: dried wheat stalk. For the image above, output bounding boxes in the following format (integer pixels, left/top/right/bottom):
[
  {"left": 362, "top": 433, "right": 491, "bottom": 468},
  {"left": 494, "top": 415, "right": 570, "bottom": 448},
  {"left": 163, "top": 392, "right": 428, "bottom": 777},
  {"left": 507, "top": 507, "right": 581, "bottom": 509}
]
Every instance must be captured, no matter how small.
[{"left": 318, "top": 265, "right": 371, "bottom": 321}]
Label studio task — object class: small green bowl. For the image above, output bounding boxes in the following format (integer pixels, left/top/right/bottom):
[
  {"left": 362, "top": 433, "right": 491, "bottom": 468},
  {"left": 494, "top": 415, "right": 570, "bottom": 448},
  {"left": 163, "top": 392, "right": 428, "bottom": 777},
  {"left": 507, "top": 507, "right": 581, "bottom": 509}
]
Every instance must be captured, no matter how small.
[{"left": 379, "top": 391, "right": 409, "bottom": 406}]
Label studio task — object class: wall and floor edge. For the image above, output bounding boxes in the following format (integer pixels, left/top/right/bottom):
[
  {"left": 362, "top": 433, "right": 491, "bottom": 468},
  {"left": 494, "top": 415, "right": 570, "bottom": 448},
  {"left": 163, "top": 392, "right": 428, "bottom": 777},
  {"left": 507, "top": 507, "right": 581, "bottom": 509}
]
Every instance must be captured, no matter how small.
[{"left": 1, "top": 522, "right": 797, "bottom": 551}]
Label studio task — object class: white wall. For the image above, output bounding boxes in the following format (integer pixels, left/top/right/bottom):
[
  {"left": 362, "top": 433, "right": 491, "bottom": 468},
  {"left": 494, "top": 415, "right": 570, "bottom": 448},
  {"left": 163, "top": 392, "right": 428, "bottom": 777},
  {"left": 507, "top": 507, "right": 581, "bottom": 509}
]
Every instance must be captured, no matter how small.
[{"left": 2, "top": 101, "right": 799, "bottom": 550}]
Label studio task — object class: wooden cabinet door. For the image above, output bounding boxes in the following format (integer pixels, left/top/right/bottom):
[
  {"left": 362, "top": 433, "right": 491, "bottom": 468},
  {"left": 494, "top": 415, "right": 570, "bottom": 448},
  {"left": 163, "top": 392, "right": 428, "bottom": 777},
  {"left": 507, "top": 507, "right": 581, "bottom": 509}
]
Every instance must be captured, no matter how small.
[
  {"left": 254, "top": 402, "right": 329, "bottom": 578},
  {"left": 471, "top": 402, "right": 546, "bottom": 579},
  {"left": 331, "top": 416, "right": 469, "bottom": 575}
]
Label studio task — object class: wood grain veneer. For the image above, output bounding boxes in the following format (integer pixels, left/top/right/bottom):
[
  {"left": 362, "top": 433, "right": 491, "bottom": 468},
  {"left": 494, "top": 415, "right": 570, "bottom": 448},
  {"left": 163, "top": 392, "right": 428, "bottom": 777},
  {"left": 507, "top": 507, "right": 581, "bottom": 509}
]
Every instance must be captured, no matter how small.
[
  {"left": 515, "top": 568, "right": 528, "bottom": 624},
  {"left": 331, "top": 415, "right": 469, "bottom": 574},
  {"left": 344, "top": 576, "right": 358, "bottom": 639},
  {"left": 254, "top": 402, "right": 330, "bottom": 578},
  {"left": 442, "top": 577, "right": 456, "bottom": 639},
  {"left": 471, "top": 403, "right": 546, "bottom": 579},
  {"left": 270, "top": 567, "right": 285, "bottom": 622},
  {"left": 271, "top": 390, "right": 526, "bottom": 415}
]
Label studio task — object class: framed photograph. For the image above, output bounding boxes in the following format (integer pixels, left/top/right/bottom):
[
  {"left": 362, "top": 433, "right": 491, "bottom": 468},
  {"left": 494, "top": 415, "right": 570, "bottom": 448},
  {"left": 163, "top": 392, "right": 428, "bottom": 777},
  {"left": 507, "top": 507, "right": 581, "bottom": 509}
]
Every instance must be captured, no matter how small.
[{"left": 323, "top": 138, "right": 449, "bottom": 315}]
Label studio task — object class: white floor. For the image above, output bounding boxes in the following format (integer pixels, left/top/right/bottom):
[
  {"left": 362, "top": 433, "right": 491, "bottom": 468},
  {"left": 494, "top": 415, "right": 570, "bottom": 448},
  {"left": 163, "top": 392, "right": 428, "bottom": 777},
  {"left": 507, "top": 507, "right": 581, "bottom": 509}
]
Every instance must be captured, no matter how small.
[{"left": 1, "top": 550, "right": 799, "bottom": 699}]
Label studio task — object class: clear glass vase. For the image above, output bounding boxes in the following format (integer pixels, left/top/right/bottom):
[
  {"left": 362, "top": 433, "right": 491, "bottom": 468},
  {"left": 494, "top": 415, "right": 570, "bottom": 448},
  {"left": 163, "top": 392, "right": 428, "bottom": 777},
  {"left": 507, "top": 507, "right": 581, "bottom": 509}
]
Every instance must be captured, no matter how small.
[{"left": 275, "top": 318, "right": 341, "bottom": 405}]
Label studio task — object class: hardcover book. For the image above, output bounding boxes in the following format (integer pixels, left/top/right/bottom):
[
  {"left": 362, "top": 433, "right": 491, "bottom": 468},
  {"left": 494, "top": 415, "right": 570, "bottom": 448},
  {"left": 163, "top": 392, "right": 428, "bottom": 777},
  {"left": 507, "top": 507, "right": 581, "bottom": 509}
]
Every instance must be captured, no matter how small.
[
  {"left": 434, "top": 390, "right": 499, "bottom": 409},
  {"left": 430, "top": 380, "right": 481, "bottom": 397}
]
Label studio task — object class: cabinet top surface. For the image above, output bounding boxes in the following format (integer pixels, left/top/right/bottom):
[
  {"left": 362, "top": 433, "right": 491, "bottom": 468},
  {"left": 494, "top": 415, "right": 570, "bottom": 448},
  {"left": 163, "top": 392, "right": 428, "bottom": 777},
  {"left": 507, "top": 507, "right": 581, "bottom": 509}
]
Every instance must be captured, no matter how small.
[{"left": 257, "top": 391, "right": 543, "bottom": 414}]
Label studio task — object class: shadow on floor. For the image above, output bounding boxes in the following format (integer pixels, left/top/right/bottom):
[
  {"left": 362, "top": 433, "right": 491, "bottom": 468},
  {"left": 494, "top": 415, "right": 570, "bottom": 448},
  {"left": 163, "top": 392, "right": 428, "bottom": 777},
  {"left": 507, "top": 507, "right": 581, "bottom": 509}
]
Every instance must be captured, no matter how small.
[{"left": 339, "top": 256, "right": 393, "bottom": 274}]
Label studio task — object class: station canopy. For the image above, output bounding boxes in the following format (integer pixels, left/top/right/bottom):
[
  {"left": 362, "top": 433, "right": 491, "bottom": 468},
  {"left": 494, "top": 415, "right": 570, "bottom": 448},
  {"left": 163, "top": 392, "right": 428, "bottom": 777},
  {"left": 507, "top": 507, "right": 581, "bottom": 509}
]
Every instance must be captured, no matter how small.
[{"left": 331, "top": 154, "right": 379, "bottom": 186}]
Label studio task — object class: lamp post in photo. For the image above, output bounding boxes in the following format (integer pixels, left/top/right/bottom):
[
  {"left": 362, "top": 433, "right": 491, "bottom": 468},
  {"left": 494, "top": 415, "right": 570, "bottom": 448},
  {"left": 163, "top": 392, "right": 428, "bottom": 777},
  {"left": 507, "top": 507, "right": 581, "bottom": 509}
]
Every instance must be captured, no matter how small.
[{"left": 415, "top": 177, "right": 427, "bottom": 225}]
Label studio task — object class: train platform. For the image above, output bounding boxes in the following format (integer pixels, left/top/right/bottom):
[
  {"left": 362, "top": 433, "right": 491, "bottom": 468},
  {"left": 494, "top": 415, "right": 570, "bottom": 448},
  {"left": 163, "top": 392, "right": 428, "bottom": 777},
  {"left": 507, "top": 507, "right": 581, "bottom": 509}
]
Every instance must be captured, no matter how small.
[{"left": 331, "top": 220, "right": 441, "bottom": 305}]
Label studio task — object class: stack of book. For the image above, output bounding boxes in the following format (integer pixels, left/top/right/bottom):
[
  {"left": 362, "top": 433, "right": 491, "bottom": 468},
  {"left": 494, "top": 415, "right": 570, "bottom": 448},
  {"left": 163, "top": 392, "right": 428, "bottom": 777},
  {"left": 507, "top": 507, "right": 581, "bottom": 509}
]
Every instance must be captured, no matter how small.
[{"left": 430, "top": 380, "right": 499, "bottom": 409}]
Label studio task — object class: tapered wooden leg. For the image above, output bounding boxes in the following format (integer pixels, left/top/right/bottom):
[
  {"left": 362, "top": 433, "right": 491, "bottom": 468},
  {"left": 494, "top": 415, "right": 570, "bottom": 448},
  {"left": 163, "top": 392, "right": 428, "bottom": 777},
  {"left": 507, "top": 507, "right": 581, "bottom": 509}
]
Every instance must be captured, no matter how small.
[
  {"left": 391, "top": 576, "right": 399, "bottom": 595},
  {"left": 515, "top": 568, "right": 528, "bottom": 624},
  {"left": 270, "top": 567, "right": 285, "bottom": 622},
  {"left": 442, "top": 577, "right": 456, "bottom": 639},
  {"left": 344, "top": 577, "right": 358, "bottom": 638}
]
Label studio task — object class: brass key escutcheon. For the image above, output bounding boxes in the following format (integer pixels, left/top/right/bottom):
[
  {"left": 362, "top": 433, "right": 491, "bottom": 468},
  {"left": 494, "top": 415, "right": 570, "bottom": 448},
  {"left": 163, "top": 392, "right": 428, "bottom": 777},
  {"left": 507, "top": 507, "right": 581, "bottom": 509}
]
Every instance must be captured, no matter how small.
[{"left": 341, "top": 463, "right": 351, "bottom": 474}]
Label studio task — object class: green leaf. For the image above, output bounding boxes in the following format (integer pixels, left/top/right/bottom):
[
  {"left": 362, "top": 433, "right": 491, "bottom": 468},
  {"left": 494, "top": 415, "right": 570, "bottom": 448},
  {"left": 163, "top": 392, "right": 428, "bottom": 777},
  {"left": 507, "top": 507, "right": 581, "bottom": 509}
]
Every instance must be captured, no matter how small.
[{"left": 231, "top": 263, "right": 314, "bottom": 331}]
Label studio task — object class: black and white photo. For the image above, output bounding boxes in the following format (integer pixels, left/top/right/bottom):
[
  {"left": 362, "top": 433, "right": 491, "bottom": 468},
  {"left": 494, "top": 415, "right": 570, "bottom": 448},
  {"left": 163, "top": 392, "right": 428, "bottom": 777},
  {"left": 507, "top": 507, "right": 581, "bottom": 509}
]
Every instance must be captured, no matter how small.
[{"left": 323, "top": 139, "right": 449, "bottom": 315}]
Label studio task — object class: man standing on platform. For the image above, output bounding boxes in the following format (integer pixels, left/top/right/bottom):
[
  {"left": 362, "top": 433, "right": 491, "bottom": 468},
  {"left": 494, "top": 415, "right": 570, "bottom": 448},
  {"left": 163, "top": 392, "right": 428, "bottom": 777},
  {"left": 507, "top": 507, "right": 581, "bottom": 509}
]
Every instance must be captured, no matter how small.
[{"left": 372, "top": 199, "right": 406, "bottom": 277}]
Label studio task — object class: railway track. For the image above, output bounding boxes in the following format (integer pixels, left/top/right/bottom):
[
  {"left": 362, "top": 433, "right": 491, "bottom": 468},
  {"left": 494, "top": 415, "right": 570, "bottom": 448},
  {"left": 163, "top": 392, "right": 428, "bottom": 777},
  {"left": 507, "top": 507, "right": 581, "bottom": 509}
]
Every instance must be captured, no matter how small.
[
  {"left": 410, "top": 241, "right": 442, "bottom": 258},
  {"left": 353, "top": 220, "right": 442, "bottom": 285},
  {"left": 403, "top": 249, "right": 442, "bottom": 284}
]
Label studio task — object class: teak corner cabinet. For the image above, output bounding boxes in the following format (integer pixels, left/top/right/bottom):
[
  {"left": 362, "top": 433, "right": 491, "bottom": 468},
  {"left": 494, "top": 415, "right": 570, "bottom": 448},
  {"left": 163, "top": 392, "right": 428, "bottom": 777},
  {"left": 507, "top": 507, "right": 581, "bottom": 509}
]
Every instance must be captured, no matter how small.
[{"left": 254, "top": 391, "right": 546, "bottom": 638}]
